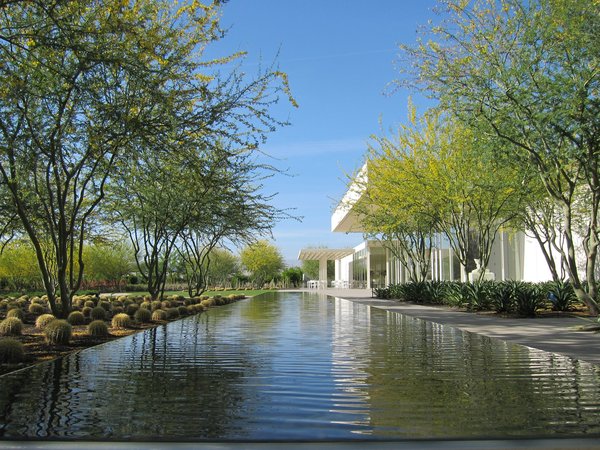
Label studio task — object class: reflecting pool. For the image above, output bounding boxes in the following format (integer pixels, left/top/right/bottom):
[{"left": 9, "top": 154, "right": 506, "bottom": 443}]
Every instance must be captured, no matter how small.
[{"left": 0, "top": 292, "right": 599, "bottom": 441}]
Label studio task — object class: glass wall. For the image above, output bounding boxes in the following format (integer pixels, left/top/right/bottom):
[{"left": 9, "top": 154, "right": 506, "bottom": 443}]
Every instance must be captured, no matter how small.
[
  {"left": 369, "top": 246, "right": 387, "bottom": 288},
  {"left": 352, "top": 248, "right": 368, "bottom": 288}
]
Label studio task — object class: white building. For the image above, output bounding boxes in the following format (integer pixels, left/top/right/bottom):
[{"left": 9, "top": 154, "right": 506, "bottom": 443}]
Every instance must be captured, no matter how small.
[{"left": 299, "top": 168, "right": 556, "bottom": 289}]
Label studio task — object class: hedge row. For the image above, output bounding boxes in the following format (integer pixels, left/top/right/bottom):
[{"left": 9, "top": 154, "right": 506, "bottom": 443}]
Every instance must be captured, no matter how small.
[{"left": 373, "top": 280, "right": 578, "bottom": 317}]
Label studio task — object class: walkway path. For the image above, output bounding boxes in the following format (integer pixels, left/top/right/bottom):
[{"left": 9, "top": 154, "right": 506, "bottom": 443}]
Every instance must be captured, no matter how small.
[{"left": 299, "top": 288, "right": 600, "bottom": 366}]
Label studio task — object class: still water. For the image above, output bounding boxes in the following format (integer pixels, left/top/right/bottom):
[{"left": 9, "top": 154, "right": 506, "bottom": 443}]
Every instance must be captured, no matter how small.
[{"left": 0, "top": 292, "right": 599, "bottom": 441}]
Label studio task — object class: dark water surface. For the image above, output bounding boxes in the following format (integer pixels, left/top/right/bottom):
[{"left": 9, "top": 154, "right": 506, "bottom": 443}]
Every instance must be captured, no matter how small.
[{"left": 0, "top": 292, "right": 599, "bottom": 441}]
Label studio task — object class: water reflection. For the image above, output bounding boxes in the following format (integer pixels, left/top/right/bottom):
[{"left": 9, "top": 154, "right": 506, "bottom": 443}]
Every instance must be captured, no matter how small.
[{"left": 0, "top": 292, "right": 599, "bottom": 440}]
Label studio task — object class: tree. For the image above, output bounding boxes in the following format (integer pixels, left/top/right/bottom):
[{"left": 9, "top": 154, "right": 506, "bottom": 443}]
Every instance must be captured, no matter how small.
[
  {"left": 301, "top": 258, "right": 334, "bottom": 281},
  {"left": 399, "top": 0, "right": 600, "bottom": 313},
  {"left": 0, "top": 241, "right": 41, "bottom": 291},
  {"left": 354, "top": 105, "right": 527, "bottom": 282},
  {"left": 240, "top": 241, "right": 284, "bottom": 288},
  {"left": 82, "top": 242, "right": 134, "bottom": 290},
  {"left": 281, "top": 267, "right": 303, "bottom": 288},
  {"left": 0, "top": 0, "right": 227, "bottom": 316}
]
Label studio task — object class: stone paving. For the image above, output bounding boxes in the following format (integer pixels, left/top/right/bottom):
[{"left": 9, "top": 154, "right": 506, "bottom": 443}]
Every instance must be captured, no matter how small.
[{"left": 298, "top": 288, "right": 600, "bottom": 366}]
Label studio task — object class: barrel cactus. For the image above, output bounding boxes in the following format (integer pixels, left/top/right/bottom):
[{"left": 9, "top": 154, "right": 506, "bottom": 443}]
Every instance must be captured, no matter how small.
[
  {"left": 151, "top": 309, "right": 167, "bottom": 321},
  {"left": 44, "top": 320, "right": 72, "bottom": 345},
  {"left": 87, "top": 320, "right": 109, "bottom": 337},
  {"left": 134, "top": 307, "right": 152, "bottom": 323},
  {"left": 111, "top": 313, "right": 132, "bottom": 329},
  {"left": 67, "top": 311, "right": 86, "bottom": 326},
  {"left": 35, "top": 314, "right": 56, "bottom": 330},
  {"left": 0, "top": 338, "right": 25, "bottom": 364},
  {"left": 6, "top": 308, "right": 23, "bottom": 320},
  {"left": 0, "top": 317, "right": 23, "bottom": 336}
]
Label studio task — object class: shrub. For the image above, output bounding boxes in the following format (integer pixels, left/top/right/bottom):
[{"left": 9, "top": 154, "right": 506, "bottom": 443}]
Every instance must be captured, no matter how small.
[
  {"left": 6, "top": 308, "right": 23, "bottom": 320},
  {"left": 0, "top": 338, "right": 25, "bottom": 364},
  {"left": 44, "top": 320, "right": 72, "bottom": 345},
  {"left": 546, "top": 280, "right": 577, "bottom": 312},
  {"left": 111, "top": 313, "right": 132, "bottom": 329},
  {"left": 67, "top": 311, "right": 86, "bottom": 326},
  {"left": 28, "top": 303, "right": 46, "bottom": 315},
  {"left": 134, "top": 307, "right": 152, "bottom": 323},
  {"left": 0, "top": 317, "right": 23, "bottom": 336},
  {"left": 514, "top": 282, "right": 544, "bottom": 317},
  {"left": 151, "top": 309, "right": 167, "bottom": 321},
  {"left": 87, "top": 320, "right": 109, "bottom": 337},
  {"left": 492, "top": 281, "right": 516, "bottom": 314},
  {"left": 35, "top": 314, "right": 56, "bottom": 329},
  {"left": 90, "top": 306, "right": 107, "bottom": 321}
]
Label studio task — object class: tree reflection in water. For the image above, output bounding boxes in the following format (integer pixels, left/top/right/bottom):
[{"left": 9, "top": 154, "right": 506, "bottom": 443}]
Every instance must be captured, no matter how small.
[{"left": 0, "top": 292, "right": 599, "bottom": 441}]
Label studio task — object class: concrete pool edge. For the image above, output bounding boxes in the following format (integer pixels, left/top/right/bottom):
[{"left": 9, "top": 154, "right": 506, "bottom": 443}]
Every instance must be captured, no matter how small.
[{"left": 288, "top": 288, "right": 600, "bottom": 366}]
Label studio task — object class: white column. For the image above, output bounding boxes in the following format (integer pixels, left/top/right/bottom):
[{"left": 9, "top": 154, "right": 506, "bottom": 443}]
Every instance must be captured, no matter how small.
[
  {"left": 319, "top": 257, "right": 328, "bottom": 289},
  {"left": 500, "top": 231, "right": 506, "bottom": 281}
]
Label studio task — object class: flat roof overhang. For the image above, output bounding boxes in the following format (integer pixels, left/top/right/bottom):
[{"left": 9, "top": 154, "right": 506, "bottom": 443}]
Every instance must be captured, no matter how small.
[
  {"left": 331, "top": 163, "right": 367, "bottom": 233},
  {"left": 298, "top": 248, "right": 354, "bottom": 261}
]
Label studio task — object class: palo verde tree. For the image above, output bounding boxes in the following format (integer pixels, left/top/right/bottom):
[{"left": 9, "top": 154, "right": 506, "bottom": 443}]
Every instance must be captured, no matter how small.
[
  {"left": 399, "top": 0, "right": 600, "bottom": 313},
  {"left": 176, "top": 144, "right": 286, "bottom": 297},
  {"left": 0, "top": 0, "right": 230, "bottom": 317},
  {"left": 240, "top": 240, "right": 284, "bottom": 288},
  {"left": 353, "top": 105, "right": 528, "bottom": 282}
]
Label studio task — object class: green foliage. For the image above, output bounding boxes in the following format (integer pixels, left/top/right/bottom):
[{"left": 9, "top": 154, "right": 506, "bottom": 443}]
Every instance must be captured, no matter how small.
[
  {"left": 35, "top": 314, "right": 56, "bottom": 330},
  {"left": 87, "top": 320, "right": 109, "bottom": 338},
  {"left": 0, "top": 317, "right": 23, "bottom": 336},
  {"left": 546, "top": 280, "right": 577, "bottom": 312},
  {"left": 282, "top": 267, "right": 303, "bottom": 288},
  {"left": 134, "top": 308, "right": 152, "bottom": 323},
  {"left": 513, "top": 283, "right": 545, "bottom": 318},
  {"left": 67, "top": 311, "right": 86, "bottom": 326},
  {"left": 111, "top": 313, "right": 132, "bottom": 329},
  {"left": 400, "top": 0, "right": 600, "bottom": 314},
  {"left": 44, "top": 320, "right": 72, "bottom": 345},
  {"left": 0, "top": 241, "right": 42, "bottom": 291},
  {"left": 375, "top": 280, "right": 548, "bottom": 317},
  {"left": 0, "top": 338, "right": 25, "bottom": 364},
  {"left": 240, "top": 241, "right": 284, "bottom": 287},
  {"left": 82, "top": 243, "right": 134, "bottom": 288}
]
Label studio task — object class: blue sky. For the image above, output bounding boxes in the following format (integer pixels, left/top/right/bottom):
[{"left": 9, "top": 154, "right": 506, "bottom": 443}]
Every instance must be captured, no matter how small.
[{"left": 209, "top": 1, "right": 438, "bottom": 265}]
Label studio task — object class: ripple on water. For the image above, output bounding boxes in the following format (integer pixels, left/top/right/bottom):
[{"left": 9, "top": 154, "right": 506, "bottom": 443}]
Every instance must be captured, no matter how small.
[{"left": 0, "top": 291, "right": 599, "bottom": 440}]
